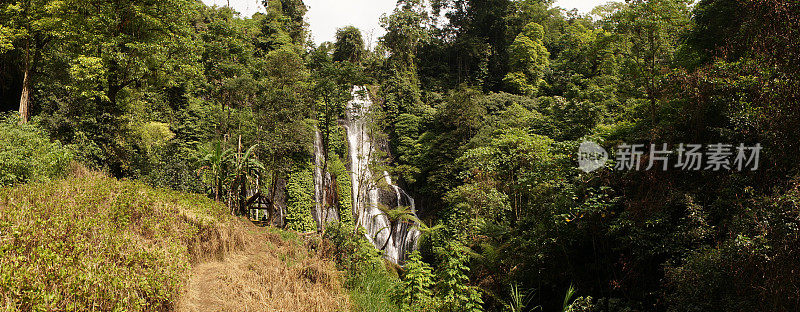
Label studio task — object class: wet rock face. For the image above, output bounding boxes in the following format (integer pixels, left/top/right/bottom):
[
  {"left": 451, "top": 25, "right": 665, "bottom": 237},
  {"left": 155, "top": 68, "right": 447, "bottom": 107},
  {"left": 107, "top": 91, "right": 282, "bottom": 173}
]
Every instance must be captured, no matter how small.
[
  {"left": 378, "top": 188, "right": 399, "bottom": 209},
  {"left": 272, "top": 178, "right": 287, "bottom": 228},
  {"left": 313, "top": 130, "right": 340, "bottom": 231}
]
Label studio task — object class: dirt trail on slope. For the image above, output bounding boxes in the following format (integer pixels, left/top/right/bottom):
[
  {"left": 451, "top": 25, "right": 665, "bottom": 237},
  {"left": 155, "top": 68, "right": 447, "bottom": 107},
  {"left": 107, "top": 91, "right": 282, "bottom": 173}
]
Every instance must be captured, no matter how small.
[{"left": 177, "top": 227, "right": 350, "bottom": 312}]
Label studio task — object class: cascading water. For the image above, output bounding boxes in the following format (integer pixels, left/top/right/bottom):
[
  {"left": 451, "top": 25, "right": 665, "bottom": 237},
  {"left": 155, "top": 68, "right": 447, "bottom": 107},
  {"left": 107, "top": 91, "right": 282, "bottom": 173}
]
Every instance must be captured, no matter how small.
[{"left": 341, "top": 86, "right": 420, "bottom": 263}]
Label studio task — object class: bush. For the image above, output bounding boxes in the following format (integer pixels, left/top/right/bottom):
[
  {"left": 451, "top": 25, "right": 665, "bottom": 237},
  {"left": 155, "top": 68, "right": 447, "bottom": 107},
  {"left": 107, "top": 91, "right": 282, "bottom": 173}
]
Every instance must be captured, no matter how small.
[
  {"left": 392, "top": 251, "right": 436, "bottom": 311},
  {"left": 347, "top": 265, "right": 401, "bottom": 312},
  {"left": 665, "top": 185, "right": 800, "bottom": 312},
  {"left": 0, "top": 117, "right": 73, "bottom": 187},
  {"left": 434, "top": 242, "right": 484, "bottom": 312},
  {"left": 322, "top": 222, "right": 385, "bottom": 278}
]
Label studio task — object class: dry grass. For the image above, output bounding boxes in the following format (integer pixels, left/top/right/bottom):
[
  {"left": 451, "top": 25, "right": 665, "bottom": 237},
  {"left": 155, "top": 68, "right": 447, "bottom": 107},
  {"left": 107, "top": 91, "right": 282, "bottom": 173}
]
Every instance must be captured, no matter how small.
[
  {"left": 0, "top": 170, "right": 348, "bottom": 311},
  {"left": 177, "top": 228, "right": 350, "bottom": 312}
]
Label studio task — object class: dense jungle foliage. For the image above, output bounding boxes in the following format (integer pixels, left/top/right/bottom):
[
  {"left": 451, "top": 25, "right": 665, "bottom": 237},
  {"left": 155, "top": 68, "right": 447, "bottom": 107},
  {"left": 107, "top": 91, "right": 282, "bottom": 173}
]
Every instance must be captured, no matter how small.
[{"left": 1, "top": 0, "right": 799, "bottom": 311}]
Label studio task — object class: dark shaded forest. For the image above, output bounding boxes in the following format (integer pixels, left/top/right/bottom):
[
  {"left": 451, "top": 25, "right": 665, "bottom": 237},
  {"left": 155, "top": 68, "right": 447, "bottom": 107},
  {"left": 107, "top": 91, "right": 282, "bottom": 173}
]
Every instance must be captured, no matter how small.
[{"left": 1, "top": 0, "right": 799, "bottom": 311}]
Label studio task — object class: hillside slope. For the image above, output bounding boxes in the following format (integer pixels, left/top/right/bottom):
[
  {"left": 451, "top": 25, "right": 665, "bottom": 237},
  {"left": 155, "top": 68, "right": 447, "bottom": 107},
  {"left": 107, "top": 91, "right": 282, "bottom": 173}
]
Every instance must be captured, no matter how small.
[
  {"left": 178, "top": 228, "right": 349, "bottom": 311},
  {"left": 0, "top": 171, "right": 349, "bottom": 311}
]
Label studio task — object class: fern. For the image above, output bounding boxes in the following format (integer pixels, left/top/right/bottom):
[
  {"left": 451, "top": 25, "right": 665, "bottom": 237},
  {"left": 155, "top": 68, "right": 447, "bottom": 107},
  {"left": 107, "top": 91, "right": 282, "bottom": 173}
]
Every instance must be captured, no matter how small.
[
  {"left": 435, "top": 242, "right": 484, "bottom": 312},
  {"left": 392, "top": 251, "right": 434, "bottom": 311}
]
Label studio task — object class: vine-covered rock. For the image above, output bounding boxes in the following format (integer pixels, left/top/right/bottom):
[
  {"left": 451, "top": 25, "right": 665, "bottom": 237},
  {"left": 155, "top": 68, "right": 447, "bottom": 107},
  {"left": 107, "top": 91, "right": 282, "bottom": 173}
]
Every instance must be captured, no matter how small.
[{"left": 285, "top": 161, "right": 317, "bottom": 232}]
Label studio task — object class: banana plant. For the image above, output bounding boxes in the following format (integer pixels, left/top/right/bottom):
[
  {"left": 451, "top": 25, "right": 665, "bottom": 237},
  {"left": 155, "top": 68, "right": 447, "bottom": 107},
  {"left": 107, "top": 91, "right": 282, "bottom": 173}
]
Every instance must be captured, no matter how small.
[
  {"left": 231, "top": 144, "right": 264, "bottom": 215},
  {"left": 199, "top": 141, "right": 234, "bottom": 202}
]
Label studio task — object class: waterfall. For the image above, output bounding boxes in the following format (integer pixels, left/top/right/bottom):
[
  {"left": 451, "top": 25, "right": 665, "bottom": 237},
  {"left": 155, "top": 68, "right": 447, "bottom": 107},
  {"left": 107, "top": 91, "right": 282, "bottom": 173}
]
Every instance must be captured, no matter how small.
[
  {"left": 308, "top": 86, "right": 420, "bottom": 262},
  {"left": 341, "top": 86, "right": 420, "bottom": 264}
]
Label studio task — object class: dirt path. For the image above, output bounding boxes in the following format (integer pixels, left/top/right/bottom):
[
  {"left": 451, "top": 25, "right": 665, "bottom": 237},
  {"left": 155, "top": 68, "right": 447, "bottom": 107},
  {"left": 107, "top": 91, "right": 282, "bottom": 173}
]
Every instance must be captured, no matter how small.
[{"left": 177, "top": 229, "right": 350, "bottom": 312}]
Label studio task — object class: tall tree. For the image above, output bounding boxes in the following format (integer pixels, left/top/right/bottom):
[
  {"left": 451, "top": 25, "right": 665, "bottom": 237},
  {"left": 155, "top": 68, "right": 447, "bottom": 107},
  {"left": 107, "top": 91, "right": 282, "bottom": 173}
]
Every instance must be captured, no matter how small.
[
  {"left": 503, "top": 22, "right": 549, "bottom": 95},
  {"left": 0, "top": 0, "right": 65, "bottom": 123},
  {"left": 52, "top": 0, "right": 199, "bottom": 175},
  {"left": 260, "top": 0, "right": 307, "bottom": 51},
  {"left": 333, "top": 26, "right": 364, "bottom": 63},
  {"left": 379, "top": 0, "right": 431, "bottom": 186},
  {"left": 256, "top": 46, "right": 313, "bottom": 203},
  {"left": 610, "top": 0, "right": 691, "bottom": 125},
  {"left": 380, "top": 0, "right": 429, "bottom": 72},
  {"left": 431, "top": 0, "right": 518, "bottom": 89}
]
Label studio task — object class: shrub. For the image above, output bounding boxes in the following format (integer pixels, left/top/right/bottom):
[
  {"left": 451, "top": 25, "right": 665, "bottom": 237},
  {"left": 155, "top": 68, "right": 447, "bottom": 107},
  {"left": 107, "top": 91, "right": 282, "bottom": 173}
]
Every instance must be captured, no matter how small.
[
  {"left": 322, "top": 222, "right": 384, "bottom": 276},
  {"left": 0, "top": 117, "right": 73, "bottom": 187},
  {"left": 392, "top": 250, "right": 436, "bottom": 311},
  {"left": 434, "top": 242, "right": 484, "bottom": 312}
]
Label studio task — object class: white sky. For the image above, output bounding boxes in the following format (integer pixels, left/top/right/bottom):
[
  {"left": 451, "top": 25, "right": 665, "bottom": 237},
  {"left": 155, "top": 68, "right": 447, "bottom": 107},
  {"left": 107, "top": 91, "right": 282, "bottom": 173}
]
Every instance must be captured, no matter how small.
[
  {"left": 555, "top": 0, "right": 612, "bottom": 14},
  {"left": 202, "top": 0, "right": 266, "bottom": 18},
  {"left": 201, "top": 0, "right": 608, "bottom": 45}
]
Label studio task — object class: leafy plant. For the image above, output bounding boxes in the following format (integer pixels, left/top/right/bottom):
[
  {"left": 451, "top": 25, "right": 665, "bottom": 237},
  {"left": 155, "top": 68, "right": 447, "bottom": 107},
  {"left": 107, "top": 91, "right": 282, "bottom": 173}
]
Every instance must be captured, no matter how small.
[
  {"left": 322, "top": 222, "right": 399, "bottom": 311},
  {"left": 198, "top": 141, "right": 264, "bottom": 215},
  {"left": 562, "top": 284, "right": 577, "bottom": 312},
  {"left": 0, "top": 116, "right": 72, "bottom": 187},
  {"left": 199, "top": 141, "right": 234, "bottom": 202},
  {"left": 231, "top": 144, "right": 265, "bottom": 215},
  {"left": 372, "top": 204, "right": 422, "bottom": 251},
  {"left": 435, "top": 242, "right": 484, "bottom": 312},
  {"left": 285, "top": 162, "right": 317, "bottom": 232},
  {"left": 508, "top": 283, "right": 537, "bottom": 312},
  {"left": 392, "top": 251, "right": 435, "bottom": 311}
]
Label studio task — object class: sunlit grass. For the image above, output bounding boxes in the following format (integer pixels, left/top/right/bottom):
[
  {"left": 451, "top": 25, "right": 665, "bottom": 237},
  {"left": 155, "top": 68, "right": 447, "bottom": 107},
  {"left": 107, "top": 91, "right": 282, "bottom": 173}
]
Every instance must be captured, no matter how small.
[
  {"left": 346, "top": 265, "right": 400, "bottom": 312},
  {"left": 0, "top": 172, "right": 246, "bottom": 311}
]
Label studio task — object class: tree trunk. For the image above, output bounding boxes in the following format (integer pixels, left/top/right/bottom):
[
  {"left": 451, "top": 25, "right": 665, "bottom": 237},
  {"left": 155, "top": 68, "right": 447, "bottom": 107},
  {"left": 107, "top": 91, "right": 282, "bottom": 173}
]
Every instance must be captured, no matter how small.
[
  {"left": 215, "top": 177, "right": 220, "bottom": 202},
  {"left": 268, "top": 170, "right": 278, "bottom": 225},
  {"left": 381, "top": 220, "right": 397, "bottom": 251},
  {"left": 237, "top": 135, "right": 244, "bottom": 216},
  {"left": 18, "top": 40, "right": 31, "bottom": 124}
]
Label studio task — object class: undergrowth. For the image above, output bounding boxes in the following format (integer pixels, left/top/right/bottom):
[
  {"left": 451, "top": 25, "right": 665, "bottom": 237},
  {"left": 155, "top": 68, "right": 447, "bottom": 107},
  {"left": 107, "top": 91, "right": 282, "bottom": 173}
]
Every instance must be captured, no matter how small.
[
  {"left": 347, "top": 266, "right": 400, "bottom": 312},
  {"left": 0, "top": 116, "right": 72, "bottom": 187},
  {"left": 322, "top": 222, "right": 400, "bottom": 312}
]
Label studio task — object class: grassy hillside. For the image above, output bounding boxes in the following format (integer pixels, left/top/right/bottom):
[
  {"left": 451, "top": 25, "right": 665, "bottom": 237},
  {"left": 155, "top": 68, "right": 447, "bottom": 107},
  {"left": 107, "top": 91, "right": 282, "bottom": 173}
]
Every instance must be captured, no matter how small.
[
  {"left": 0, "top": 170, "right": 349, "bottom": 311},
  {"left": 178, "top": 227, "right": 350, "bottom": 311}
]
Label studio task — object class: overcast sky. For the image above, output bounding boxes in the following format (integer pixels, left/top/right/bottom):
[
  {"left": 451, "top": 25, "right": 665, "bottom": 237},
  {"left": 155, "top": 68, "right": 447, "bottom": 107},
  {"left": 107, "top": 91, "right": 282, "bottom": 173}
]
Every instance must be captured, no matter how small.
[{"left": 201, "top": 0, "right": 609, "bottom": 45}]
